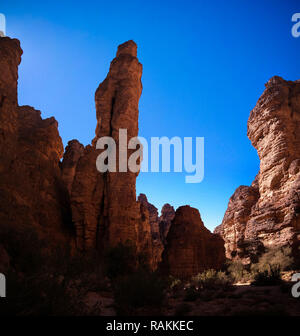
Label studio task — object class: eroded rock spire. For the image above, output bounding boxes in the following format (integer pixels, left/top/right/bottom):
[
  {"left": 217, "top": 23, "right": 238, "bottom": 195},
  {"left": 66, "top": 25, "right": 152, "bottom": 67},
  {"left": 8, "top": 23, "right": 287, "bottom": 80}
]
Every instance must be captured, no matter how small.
[{"left": 215, "top": 77, "right": 300, "bottom": 263}]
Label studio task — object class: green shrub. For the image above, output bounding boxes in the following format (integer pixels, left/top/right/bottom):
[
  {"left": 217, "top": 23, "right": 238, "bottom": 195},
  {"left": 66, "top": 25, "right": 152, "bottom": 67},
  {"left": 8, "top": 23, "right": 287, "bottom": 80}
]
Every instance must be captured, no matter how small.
[
  {"left": 251, "top": 247, "right": 294, "bottom": 274},
  {"left": 251, "top": 267, "right": 282, "bottom": 286},
  {"left": 227, "top": 260, "right": 251, "bottom": 282},
  {"left": 113, "top": 270, "right": 166, "bottom": 314},
  {"left": 191, "top": 269, "right": 232, "bottom": 290},
  {"left": 249, "top": 246, "right": 294, "bottom": 286},
  {"left": 169, "top": 276, "right": 182, "bottom": 291}
]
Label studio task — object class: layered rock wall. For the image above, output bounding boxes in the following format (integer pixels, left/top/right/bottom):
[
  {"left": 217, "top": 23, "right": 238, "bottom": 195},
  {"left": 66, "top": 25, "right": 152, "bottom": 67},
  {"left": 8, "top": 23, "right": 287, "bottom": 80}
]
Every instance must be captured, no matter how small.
[
  {"left": 215, "top": 77, "right": 300, "bottom": 263},
  {"left": 0, "top": 37, "right": 74, "bottom": 247}
]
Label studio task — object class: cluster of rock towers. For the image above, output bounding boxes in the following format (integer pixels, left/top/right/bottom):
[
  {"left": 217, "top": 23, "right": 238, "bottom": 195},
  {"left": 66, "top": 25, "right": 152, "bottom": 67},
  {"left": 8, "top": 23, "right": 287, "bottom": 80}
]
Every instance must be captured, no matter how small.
[{"left": 0, "top": 36, "right": 299, "bottom": 278}]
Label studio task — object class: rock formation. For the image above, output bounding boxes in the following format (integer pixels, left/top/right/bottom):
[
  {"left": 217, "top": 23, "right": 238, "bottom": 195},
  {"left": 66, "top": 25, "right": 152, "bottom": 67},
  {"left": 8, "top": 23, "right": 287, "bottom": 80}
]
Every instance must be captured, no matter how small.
[
  {"left": 0, "top": 37, "right": 74, "bottom": 247},
  {"left": 215, "top": 77, "right": 300, "bottom": 263},
  {"left": 159, "top": 203, "right": 175, "bottom": 244},
  {"left": 162, "top": 206, "right": 226, "bottom": 279},
  {"left": 138, "top": 194, "right": 160, "bottom": 240},
  {"left": 0, "top": 36, "right": 229, "bottom": 277},
  {"left": 138, "top": 194, "right": 162, "bottom": 265},
  {"left": 69, "top": 41, "right": 154, "bottom": 263},
  {"left": 137, "top": 194, "right": 176, "bottom": 266},
  {"left": 61, "top": 140, "right": 84, "bottom": 195}
]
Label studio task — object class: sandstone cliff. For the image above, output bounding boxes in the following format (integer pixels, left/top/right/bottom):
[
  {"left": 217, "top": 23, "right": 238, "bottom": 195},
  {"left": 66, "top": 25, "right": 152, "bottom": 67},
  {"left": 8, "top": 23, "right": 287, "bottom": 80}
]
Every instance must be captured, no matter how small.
[
  {"left": 162, "top": 206, "right": 226, "bottom": 279},
  {"left": 0, "top": 37, "right": 227, "bottom": 276},
  {"left": 215, "top": 77, "right": 300, "bottom": 263}
]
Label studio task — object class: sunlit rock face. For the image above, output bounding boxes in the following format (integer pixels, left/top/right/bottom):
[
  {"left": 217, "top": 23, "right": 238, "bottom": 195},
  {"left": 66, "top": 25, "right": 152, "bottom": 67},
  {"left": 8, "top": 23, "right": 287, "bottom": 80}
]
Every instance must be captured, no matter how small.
[
  {"left": 162, "top": 206, "right": 226, "bottom": 279},
  {"left": 215, "top": 77, "right": 300, "bottom": 263},
  {"left": 0, "top": 37, "right": 74, "bottom": 247}
]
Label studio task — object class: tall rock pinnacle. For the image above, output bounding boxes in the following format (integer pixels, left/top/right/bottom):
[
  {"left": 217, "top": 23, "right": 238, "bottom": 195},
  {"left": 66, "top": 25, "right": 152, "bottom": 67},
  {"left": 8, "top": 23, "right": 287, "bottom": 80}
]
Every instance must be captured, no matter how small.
[{"left": 69, "top": 41, "right": 152, "bottom": 260}]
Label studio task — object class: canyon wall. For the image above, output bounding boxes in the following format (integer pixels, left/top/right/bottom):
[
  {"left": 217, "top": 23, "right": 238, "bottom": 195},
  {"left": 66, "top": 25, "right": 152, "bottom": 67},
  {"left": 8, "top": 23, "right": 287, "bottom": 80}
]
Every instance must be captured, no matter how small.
[
  {"left": 0, "top": 37, "right": 74, "bottom": 252},
  {"left": 215, "top": 77, "right": 300, "bottom": 263},
  {"left": 0, "top": 36, "right": 228, "bottom": 275}
]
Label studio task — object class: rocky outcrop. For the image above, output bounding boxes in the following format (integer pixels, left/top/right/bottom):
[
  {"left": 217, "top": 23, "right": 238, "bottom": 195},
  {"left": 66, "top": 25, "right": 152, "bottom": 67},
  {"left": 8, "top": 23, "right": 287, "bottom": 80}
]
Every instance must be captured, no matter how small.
[
  {"left": 215, "top": 77, "right": 300, "bottom": 263},
  {"left": 70, "top": 41, "right": 153, "bottom": 261},
  {"left": 138, "top": 194, "right": 163, "bottom": 266},
  {"left": 159, "top": 203, "right": 175, "bottom": 244},
  {"left": 214, "top": 179, "right": 261, "bottom": 261},
  {"left": 138, "top": 194, "right": 160, "bottom": 240},
  {"left": 162, "top": 206, "right": 226, "bottom": 279},
  {"left": 0, "top": 37, "right": 74, "bottom": 248},
  {"left": 61, "top": 140, "right": 84, "bottom": 195},
  {"left": 137, "top": 194, "right": 176, "bottom": 266}
]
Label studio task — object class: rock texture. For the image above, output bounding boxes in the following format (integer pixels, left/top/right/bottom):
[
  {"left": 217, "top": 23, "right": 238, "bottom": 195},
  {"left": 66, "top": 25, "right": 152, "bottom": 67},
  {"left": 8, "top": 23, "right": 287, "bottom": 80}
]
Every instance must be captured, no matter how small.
[
  {"left": 69, "top": 41, "right": 153, "bottom": 263},
  {"left": 138, "top": 194, "right": 160, "bottom": 241},
  {"left": 138, "top": 194, "right": 162, "bottom": 265},
  {"left": 61, "top": 140, "right": 84, "bottom": 195},
  {"left": 215, "top": 77, "right": 300, "bottom": 263},
  {"left": 0, "top": 37, "right": 74, "bottom": 247},
  {"left": 162, "top": 206, "right": 226, "bottom": 279},
  {"left": 137, "top": 194, "right": 176, "bottom": 266},
  {"left": 159, "top": 203, "right": 175, "bottom": 244}
]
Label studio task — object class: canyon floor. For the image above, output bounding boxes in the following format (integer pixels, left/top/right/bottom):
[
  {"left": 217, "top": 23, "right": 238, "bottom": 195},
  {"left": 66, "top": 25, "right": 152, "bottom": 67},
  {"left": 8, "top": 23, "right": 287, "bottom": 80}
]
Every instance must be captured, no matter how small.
[
  {"left": 164, "top": 283, "right": 300, "bottom": 316},
  {"left": 73, "top": 277, "right": 300, "bottom": 316}
]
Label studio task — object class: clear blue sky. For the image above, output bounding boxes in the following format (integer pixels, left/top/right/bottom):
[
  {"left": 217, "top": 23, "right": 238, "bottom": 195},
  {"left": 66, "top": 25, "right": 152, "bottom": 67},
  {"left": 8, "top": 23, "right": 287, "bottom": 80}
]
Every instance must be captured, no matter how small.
[{"left": 2, "top": 0, "right": 300, "bottom": 231}]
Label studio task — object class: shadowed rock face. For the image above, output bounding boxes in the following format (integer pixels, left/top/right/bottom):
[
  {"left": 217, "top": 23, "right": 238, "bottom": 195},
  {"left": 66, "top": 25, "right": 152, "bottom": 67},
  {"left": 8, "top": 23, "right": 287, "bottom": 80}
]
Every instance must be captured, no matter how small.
[
  {"left": 137, "top": 194, "right": 175, "bottom": 266},
  {"left": 159, "top": 203, "right": 175, "bottom": 244},
  {"left": 61, "top": 140, "right": 84, "bottom": 195},
  {"left": 0, "top": 37, "right": 74, "bottom": 246},
  {"left": 162, "top": 206, "right": 226, "bottom": 279},
  {"left": 138, "top": 194, "right": 162, "bottom": 267},
  {"left": 138, "top": 194, "right": 160, "bottom": 240},
  {"left": 69, "top": 41, "right": 153, "bottom": 260},
  {"left": 215, "top": 77, "right": 300, "bottom": 263}
]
